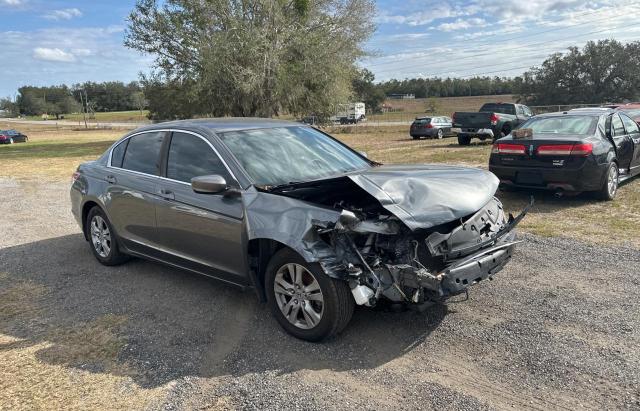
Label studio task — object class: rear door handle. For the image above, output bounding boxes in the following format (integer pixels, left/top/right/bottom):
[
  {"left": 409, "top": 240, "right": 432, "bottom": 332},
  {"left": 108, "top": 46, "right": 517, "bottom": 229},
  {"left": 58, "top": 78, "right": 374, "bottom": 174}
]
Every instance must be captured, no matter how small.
[
  {"left": 105, "top": 175, "right": 117, "bottom": 184},
  {"left": 159, "top": 188, "right": 175, "bottom": 200}
]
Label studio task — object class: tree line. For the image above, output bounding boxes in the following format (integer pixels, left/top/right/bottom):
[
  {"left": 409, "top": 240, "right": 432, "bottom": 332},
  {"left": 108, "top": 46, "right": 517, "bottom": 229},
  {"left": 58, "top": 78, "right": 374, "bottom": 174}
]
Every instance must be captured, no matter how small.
[
  {"left": 0, "top": 81, "right": 146, "bottom": 118},
  {"left": 376, "top": 77, "right": 517, "bottom": 99}
]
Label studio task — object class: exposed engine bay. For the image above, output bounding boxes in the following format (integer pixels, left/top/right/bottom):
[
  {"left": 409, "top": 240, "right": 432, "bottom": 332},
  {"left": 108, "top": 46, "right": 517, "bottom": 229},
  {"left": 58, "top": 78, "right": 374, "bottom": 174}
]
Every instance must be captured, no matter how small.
[{"left": 261, "top": 167, "right": 532, "bottom": 308}]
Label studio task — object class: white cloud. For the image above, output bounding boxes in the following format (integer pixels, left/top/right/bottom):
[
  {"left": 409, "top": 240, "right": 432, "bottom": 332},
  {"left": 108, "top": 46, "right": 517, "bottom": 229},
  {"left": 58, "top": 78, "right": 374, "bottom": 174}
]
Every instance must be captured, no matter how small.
[
  {"left": 376, "top": 3, "right": 470, "bottom": 27},
  {"left": 33, "top": 47, "right": 76, "bottom": 62},
  {"left": 0, "top": 27, "right": 150, "bottom": 96},
  {"left": 437, "top": 18, "right": 486, "bottom": 32},
  {"left": 43, "top": 8, "right": 82, "bottom": 20},
  {"left": 1, "top": 0, "right": 25, "bottom": 6}
]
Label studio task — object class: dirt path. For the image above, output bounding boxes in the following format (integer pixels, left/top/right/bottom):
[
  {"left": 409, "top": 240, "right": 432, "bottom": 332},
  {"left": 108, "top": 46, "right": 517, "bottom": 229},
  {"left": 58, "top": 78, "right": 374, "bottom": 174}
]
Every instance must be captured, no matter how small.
[{"left": 1, "top": 178, "right": 639, "bottom": 410}]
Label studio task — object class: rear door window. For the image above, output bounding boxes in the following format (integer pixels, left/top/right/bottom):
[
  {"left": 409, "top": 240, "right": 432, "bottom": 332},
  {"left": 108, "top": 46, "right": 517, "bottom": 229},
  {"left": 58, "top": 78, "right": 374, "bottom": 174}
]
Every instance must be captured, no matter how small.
[
  {"left": 166, "top": 132, "right": 230, "bottom": 183},
  {"left": 121, "top": 132, "right": 165, "bottom": 175}
]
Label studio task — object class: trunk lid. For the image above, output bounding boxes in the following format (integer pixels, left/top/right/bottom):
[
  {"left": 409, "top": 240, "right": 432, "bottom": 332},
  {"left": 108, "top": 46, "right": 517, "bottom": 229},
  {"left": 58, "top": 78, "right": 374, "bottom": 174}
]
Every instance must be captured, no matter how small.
[{"left": 491, "top": 133, "right": 590, "bottom": 170}]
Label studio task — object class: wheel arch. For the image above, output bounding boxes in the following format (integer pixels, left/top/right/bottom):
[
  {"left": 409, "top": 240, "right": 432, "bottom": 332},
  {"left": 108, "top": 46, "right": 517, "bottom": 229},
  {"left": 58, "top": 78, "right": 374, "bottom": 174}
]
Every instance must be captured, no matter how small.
[
  {"left": 81, "top": 200, "right": 101, "bottom": 240},
  {"left": 247, "top": 238, "right": 289, "bottom": 302}
]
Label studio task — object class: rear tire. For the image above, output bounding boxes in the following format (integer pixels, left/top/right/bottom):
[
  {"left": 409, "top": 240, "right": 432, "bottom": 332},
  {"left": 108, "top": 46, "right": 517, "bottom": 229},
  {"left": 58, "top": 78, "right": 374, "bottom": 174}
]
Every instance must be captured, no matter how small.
[
  {"left": 265, "top": 248, "right": 354, "bottom": 341},
  {"left": 458, "top": 134, "right": 471, "bottom": 146},
  {"left": 436, "top": 129, "right": 443, "bottom": 139},
  {"left": 595, "top": 162, "right": 618, "bottom": 201},
  {"left": 86, "top": 206, "right": 130, "bottom": 266}
]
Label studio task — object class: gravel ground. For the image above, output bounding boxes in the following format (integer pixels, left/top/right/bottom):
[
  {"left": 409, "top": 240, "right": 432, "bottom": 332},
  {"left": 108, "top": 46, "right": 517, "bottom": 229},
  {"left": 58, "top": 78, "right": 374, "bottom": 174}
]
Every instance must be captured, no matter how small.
[{"left": 1, "top": 178, "right": 639, "bottom": 410}]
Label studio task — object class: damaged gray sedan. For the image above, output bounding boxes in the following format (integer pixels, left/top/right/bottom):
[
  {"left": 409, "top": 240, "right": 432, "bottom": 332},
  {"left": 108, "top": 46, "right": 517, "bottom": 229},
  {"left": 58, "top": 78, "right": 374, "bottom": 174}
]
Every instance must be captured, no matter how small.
[{"left": 71, "top": 119, "right": 529, "bottom": 341}]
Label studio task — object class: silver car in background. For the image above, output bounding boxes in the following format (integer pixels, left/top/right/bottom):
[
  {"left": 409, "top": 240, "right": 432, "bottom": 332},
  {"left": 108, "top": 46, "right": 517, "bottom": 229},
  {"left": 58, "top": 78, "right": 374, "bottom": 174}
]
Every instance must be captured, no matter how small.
[{"left": 410, "top": 116, "right": 453, "bottom": 140}]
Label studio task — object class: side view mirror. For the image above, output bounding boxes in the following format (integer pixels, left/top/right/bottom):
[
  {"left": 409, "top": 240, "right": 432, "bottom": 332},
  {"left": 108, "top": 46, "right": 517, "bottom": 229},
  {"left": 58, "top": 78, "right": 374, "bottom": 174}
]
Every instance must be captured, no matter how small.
[{"left": 191, "top": 175, "right": 228, "bottom": 194}]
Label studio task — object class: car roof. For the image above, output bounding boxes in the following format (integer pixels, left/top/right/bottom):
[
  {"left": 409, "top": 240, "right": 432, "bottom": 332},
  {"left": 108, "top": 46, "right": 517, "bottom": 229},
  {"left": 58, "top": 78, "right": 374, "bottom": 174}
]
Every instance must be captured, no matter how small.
[
  {"left": 532, "top": 109, "right": 611, "bottom": 119},
  {"left": 132, "top": 118, "right": 302, "bottom": 134}
]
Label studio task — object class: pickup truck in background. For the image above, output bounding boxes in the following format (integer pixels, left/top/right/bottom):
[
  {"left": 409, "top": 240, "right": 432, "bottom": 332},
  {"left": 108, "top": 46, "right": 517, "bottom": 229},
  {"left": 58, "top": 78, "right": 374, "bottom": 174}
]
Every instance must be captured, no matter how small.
[{"left": 452, "top": 103, "right": 533, "bottom": 145}]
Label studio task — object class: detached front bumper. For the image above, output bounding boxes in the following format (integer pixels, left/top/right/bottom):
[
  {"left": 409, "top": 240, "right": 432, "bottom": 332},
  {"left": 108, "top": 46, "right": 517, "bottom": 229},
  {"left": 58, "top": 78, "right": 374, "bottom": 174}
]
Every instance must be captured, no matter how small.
[{"left": 429, "top": 196, "right": 532, "bottom": 297}]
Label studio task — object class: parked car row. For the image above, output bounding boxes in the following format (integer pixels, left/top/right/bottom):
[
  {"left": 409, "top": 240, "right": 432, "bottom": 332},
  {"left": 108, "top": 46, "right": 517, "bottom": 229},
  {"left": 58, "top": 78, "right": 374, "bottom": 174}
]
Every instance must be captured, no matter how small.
[
  {"left": 66, "top": 103, "right": 640, "bottom": 342},
  {"left": 408, "top": 101, "right": 640, "bottom": 200},
  {"left": 0, "top": 129, "right": 28, "bottom": 144}
]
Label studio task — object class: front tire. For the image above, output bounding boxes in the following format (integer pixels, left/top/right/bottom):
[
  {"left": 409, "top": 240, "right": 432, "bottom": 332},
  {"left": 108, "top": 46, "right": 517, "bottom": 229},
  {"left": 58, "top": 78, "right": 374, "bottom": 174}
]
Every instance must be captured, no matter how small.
[
  {"left": 86, "top": 206, "right": 130, "bottom": 265},
  {"left": 595, "top": 162, "right": 618, "bottom": 201},
  {"left": 266, "top": 248, "right": 354, "bottom": 341}
]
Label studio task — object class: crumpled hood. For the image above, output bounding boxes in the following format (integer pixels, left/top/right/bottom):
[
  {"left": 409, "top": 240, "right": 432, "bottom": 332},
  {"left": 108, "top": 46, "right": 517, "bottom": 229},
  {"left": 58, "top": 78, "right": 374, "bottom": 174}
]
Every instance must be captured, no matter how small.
[{"left": 346, "top": 164, "right": 499, "bottom": 230}]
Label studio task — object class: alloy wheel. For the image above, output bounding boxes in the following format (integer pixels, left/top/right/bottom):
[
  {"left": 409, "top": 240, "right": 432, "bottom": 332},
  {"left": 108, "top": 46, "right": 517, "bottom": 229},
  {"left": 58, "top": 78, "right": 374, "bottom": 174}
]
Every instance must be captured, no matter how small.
[
  {"left": 608, "top": 165, "right": 618, "bottom": 198},
  {"left": 90, "top": 215, "right": 112, "bottom": 258},
  {"left": 273, "top": 263, "right": 324, "bottom": 330},
  {"left": 437, "top": 129, "right": 443, "bottom": 139}
]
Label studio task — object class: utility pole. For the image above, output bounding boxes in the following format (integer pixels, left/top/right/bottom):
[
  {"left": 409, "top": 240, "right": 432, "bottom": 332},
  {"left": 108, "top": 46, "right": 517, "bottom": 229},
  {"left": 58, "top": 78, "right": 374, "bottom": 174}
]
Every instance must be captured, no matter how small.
[{"left": 78, "top": 90, "right": 88, "bottom": 129}]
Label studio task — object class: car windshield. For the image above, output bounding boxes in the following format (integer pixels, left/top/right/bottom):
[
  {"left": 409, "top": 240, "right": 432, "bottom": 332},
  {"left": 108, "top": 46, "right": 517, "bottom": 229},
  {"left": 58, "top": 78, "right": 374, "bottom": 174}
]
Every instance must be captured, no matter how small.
[
  {"left": 218, "top": 126, "right": 371, "bottom": 186},
  {"left": 519, "top": 116, "right": 597, "bottom": 135}
]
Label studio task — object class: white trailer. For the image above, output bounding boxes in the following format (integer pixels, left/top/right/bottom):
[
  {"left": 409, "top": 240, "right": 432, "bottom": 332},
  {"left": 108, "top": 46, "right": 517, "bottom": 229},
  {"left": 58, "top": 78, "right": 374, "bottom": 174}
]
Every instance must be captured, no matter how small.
[{"left": 331, "top": 102, "right": 366, "bottom": 124}]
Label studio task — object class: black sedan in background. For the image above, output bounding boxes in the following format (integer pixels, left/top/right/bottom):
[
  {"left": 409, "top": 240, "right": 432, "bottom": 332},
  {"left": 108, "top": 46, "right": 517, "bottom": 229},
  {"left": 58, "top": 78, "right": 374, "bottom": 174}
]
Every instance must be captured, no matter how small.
[
  {"left": 0, "top": 129, "right": 28, "bottom": 144},
  {"left": 489, "top": 108, "right": 640, "bottom": 200}
]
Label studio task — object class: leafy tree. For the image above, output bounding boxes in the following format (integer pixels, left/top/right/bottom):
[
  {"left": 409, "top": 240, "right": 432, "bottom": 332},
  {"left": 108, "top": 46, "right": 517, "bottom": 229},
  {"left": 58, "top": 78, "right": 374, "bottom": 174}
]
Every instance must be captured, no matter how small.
[
  {"left": 16, "top": 86, "right": 80, "bottom": 118},
  {"left": 125, "top": 0, "right": 376, "bottom": 119},
  {"left": 352, "top": 68, "right": 385, "bottom": 113},
  {"left": 516, "top": 40, "right": 640, "bottom": 105},
  {"left": 130, "top": 91, "right": 148, "bottom": 115},
  {"left": 0, "top": 98, "right": 18, "bottom": 116}
]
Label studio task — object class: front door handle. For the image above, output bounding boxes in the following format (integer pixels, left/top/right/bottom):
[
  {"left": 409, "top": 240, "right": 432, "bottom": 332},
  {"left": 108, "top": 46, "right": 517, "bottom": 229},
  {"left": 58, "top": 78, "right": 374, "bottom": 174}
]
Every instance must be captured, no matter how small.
[
  {"left": 159, "top": 188, "right": 175, "bottom": 200},
  {"left": 105, "top": 175, "right": 117, "bottom": 184}
]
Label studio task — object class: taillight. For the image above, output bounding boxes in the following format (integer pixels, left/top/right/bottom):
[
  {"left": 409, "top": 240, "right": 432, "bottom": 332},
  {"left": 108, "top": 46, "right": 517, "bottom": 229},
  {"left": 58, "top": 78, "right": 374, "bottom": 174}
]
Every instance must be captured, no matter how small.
[
  {"left": 492, "top": 143, "right": 526, "bottom": 154},
  {"left": 536, "top": 143, "right": 592, "bottom": 156},
  {"left": 569, "top": 143, "right": 593, "bottom": 156},
  {"left": 425, "top": 123, "right": 433, "bottom": 128},
  {"left": 489, "top": 113, "right": 499, "bottom": 125},
  {"left": 451, "top": 113, "right": 456, "bottom": 123}
]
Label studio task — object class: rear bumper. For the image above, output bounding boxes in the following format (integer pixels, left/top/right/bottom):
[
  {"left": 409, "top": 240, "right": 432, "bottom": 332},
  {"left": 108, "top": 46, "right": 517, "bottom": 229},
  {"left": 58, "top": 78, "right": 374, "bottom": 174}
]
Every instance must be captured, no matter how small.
[
  {"left": 489, "top": 160, "right": 608, "bottom": 192},
  {"left": 458, "top": 128, "right": 496, "bottom": 139},
  {"left": 410, "top": 129, "right": 438, "bottom": 137}
]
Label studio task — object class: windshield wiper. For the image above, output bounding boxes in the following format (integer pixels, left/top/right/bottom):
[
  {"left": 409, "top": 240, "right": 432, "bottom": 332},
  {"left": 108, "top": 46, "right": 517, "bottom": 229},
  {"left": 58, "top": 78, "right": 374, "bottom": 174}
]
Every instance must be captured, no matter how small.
[{"left": 267, "top": 181, "right": 310, "bottom": 192}]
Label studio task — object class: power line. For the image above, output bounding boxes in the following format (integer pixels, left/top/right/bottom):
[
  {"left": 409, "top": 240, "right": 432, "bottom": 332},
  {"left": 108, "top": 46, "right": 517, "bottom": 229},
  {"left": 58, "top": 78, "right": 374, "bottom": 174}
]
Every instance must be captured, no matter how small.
[
  {"left": 372, "top": 19, "right": 640, "bottom": 77},
  {"left": 365, "top": 3, "right": 637, "bottom": 70}
]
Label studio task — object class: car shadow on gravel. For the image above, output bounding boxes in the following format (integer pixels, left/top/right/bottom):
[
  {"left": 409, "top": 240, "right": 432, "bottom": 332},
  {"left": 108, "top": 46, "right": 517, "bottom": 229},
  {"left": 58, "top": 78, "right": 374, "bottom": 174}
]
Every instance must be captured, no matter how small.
[{"left": 0, "top": 233, "right": 447, "bottom": 388}]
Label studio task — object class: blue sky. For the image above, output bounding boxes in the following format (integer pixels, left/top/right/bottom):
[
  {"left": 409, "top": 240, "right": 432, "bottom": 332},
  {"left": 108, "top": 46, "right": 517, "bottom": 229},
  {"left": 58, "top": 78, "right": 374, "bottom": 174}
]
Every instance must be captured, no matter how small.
[{"left": 1, "top": 0, "right": 640, "bottom": 97}]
